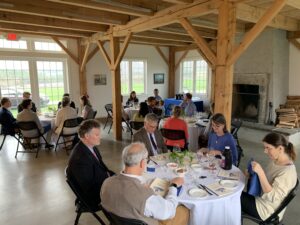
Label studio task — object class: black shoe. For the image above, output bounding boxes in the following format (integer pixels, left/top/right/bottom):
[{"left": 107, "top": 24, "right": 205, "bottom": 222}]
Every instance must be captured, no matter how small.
[{"left": 45, "top": 143, "right": 54, "bottom": 148}]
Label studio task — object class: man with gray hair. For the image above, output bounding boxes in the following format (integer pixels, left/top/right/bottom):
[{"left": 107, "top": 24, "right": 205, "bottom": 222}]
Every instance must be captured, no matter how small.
[
  {"left": 132, "top": 113, "right": 167, "bottom": 157},
  {"left": 101, "top": 142, "right": 189, "bottom": 225}
]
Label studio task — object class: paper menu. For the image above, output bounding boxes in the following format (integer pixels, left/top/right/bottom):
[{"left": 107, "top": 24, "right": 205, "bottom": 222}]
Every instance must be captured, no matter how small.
[
  {"left": 150, "top": 178, "right": 170, "bottom": 197},
  {"left": 217, "top": 169, "right": 240, "bottom": 180},
  {"left": 205, "top": 182, "right": 233, "bottom": 196}
]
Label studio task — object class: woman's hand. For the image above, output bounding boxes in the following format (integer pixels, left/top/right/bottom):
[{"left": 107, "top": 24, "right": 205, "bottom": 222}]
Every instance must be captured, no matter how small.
[{"left": 251, "top": 161, "right": 264, "bottom": 176}]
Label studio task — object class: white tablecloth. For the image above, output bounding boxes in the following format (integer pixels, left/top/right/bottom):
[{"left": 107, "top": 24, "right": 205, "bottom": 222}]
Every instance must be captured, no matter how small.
[
  {"left": 124, "top": 107, "right": 139, "bottom": 120},
  {"left": 144, "top": 161, "right": 245, "bottom": 225}
]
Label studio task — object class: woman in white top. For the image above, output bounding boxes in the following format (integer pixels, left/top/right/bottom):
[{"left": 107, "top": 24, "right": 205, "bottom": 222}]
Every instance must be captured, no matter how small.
[
  {"left": 241, "top": 132, "right": 297, "bottom": 221},
  {"left": 80, "top": 95, "right": 94, "bottom": 120}
]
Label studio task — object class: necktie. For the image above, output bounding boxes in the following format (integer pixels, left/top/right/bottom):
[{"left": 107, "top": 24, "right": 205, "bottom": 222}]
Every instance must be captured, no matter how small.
[
  {"left": 150, "top": 134, "right": 157, "bottom": 155},
  {"left": 91, "top": 149, "right": 99, "bottom": 161}
]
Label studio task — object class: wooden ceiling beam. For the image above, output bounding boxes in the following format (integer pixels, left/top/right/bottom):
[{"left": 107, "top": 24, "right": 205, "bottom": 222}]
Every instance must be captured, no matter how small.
[
  {"left": 114, "top": 32, "right": 132, "bottom": 70},
  {"left": 162, "top": 0, "right": 193, "bottom": 4},
  {"left": 52, "top": 36, "right": 79, "bottom": 64},
  {"left": 190, "top": 18, "right": 245, "bottom": 33},
  {"left": 0, "top": 0, "right": 128, "bottom": 25},
  {"left": 289, "top": 39, "right": 300, "bottom": 50},
  {"left": 228, "top": 0, "right": 288, "bottom": 66},
  {"left": 80, "top": 42, "right": 90, "bottom": 72},
  {"left": 287, "top": 30, "right": 300, "bottom": 39},
  {"left": 47, "top": 0, "right": 154, "bottom": 17},
  {"left": 86, "top": 0, "right": 222, "bottom": 43},
  {"left": 236, "top": 2, "right": 300, "bottom": 31},
  {"left": 155, "top": 46, "right": 169, "bottom": 65},
  {"left": 0, "top": 11, "right": 108, "bottom": 32},
  {"left": 174, "top": 44, "right": 198, "bottom": 51},
  {"left": 286, "top": 0, "right": 300, "bottom": 10},
  {"left": 128, "top": 37, "right": 189, "bottom": 47},
  {"left": 135, "top": 30, "right": 193, "bottom": 42},
  {"left": 0, "top": 22, "right": 91, "bottom": 37}
]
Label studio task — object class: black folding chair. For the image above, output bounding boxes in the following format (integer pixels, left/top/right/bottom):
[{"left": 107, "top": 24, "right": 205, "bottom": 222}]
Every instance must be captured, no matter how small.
[
  {"left": 93, "top": 110, "right": 98, "bottom": 119},
  {"left": 16, "top": 121, "right": 50, "bottom": 158},
  {"left": 231, "top": 118, "right": 244, "bottom": 167},
  {"left": 66, "top": 172, "right": 106, "bottom": 225},
  {"left": 160, "top": 128, "right": 188, "bottom": 151},
  {"left": 104, "top": 104, "right": 113, "bottom": 133},
  {"left": 129, "top": 121, "right": 144, "bottom": 136},
  {"left": 55, "top": 118, "right": 80, "bottom": 154},
  {"left": 0, "top": 122, "right": 21, "bottom": 151},
  {"left": 102, "top": 207, "right": 147, "bottom": 225},
  {"left": 242, "top": 179, "right": 299, "bottom": 225}
]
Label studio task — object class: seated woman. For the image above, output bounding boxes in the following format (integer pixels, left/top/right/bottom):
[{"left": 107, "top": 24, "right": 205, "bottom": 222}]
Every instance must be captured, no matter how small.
[
  {"left": 132, "top": 102, "right": 149, "bottom": 122},
  {"left": 205, "top": 113, "right": 237, "bottom": 165},
  {"left": 163, "top": 106, "right": 188, "bottom": 150},
  {"left": 241, "top": 132, "right": 297, "bottom": 222},
  {"left": 55, "top": 96, "right": 78, "bottom": 135},
  {"left": 80, "top": 95, "right": 94, "bottom": 120},
  {"left": 126, "top": 91, "right": 139, "bottom": 106}
]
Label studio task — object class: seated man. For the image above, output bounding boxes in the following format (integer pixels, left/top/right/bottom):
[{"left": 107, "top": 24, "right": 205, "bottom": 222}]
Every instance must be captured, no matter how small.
[
  {"left": 57, "top": 93, "right": 76, "bottom": 109},
  {"left": 17, "top": 99, "right": 53, "bottom": 147},
  {"left": 67, "top": 119, "right": 114, "bottom": 210},
  {"left": 147, "top": 96, "right": 157, "bottom": 113},
  {"left": 132, "top": 113, "right": 168, "bottom": 156},
  {"left": 154, "top": 88, "right": 162, "bottom": 102},
  {"left": 0, "top": 97, "right": 17, "bottom": 135},
  {"left": 179, "top": 92, "right": 197, "bottom": 117},
  {"left": 101, "top": 142, "right": 189, "bottom": 225},
  {"left": 17, "top": 91, "right": 37, "bottom": 113}
]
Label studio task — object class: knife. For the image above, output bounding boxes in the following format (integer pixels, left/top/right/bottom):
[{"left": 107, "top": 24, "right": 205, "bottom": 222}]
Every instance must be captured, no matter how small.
[{"left": 197, "top": 184, "right": 212, "bottom": 195}]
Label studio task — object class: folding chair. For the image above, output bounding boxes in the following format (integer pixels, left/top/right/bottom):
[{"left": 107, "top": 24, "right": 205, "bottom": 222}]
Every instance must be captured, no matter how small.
[
  {"left": 0, "top": 122, "right": 21, "bottom": 151},
  {"left": 93, "top": 110, "right": 98, "bottom": 119},
  {"left": 160, "top": 128, "right": 188, "bottom": 151},
  {"left": 129, "top": 121, "right": 144, "bottom": 136},
  {"left": 16, "top": 121, "right": 50, "bottom": 158},
  {"left": 55, "top": 118, "right": 80, "bottom": 154},
  {"left": 242, "top": 179, "right": 299, "bottom": 225},
  {"left": 231, "top": 118, "right": 243, "bottom": 167},
  {"left": 104, "top": 104, "right": 113, "bottom": 133},
  {"left": 102, "top": 207, "right": 147, "bottom": 225},
  {"left": 66, "top": 172, "right": 106, "bottom": 225}
]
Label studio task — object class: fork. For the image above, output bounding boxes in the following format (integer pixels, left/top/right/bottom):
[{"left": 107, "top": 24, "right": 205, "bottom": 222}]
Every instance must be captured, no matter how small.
[{"left": 197, "top": 184, "right": 212, "bottom": 195}]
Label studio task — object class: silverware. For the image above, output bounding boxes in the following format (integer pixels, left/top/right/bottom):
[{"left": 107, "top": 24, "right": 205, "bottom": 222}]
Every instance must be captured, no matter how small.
[{"left": 197, "top": 184, "right": 212, "bottom": 195}]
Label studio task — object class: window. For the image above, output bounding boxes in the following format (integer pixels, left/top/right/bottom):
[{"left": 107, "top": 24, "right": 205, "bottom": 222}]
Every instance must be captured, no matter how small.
[
  {"left": 120, "top": 60, "right": 146, "bottom": 95},
  {"left": 34, "top": 41, "right": 64, "bottom": 52},
  {"left": 181, "top": 59, "right": 209, "bottom": 94},
  {"left": 0, "top": 39, "right": 27, "bottom": 49}
]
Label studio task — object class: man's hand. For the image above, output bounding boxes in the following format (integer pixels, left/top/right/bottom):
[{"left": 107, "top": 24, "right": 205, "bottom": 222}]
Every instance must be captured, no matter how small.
[{"left": 170, "top": 177, "right": 184, "bottom": 187}]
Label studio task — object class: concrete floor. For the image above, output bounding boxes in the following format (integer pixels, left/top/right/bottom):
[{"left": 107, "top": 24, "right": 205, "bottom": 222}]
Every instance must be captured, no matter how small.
[{"left": 0, "top": 125, "right": 299, "bottom": 225}]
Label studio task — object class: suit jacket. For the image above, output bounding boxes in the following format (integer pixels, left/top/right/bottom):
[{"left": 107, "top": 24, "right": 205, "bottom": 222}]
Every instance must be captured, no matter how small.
[
  {"left": 0, "top": 107, "right": 16, "bottom": 135},
  {"left": 132, "top": 127, "right": 168, "bottom": 157},
  {"left": 67, "top": 141, "right": 114, "bottom": 210}
]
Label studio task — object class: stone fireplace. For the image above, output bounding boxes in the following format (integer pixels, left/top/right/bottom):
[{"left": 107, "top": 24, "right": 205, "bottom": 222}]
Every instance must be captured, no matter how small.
[{"left": 232, "top": 73, "right": 269, "bottom": 123}]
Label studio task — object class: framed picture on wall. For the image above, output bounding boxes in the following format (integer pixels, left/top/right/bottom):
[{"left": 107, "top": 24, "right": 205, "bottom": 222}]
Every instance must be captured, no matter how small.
[
  {"left": 153, "top": 73, "right": 164, "bottom": 84},
  {"left": 94, "top": 74, "right": 107, "bottom": 85}
]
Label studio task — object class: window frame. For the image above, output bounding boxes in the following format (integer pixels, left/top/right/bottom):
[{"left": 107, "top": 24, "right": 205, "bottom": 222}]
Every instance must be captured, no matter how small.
[
  {"left": 180, "top": 57, "right": 210, "bottom": 96},
  {"left": 120, "top": 58, "right": 147, "bottom": 96}
]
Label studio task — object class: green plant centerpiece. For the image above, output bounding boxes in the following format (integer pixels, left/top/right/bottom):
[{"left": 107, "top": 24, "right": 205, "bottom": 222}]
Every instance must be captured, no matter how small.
[{"left": 169, "top": 150, "right": 195, "bottom": 167}]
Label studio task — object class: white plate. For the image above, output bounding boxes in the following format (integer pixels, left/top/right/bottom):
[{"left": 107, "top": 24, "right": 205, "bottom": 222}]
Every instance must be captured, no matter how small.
[
  {"left": 191, "top": 164, "right": 202, "bottom": 172},
  {"left": 219, "top": 180, "right": 239, "bottom": 189},
  {"left": 188, "top": 188, "right": 207, "bottom": 198}
]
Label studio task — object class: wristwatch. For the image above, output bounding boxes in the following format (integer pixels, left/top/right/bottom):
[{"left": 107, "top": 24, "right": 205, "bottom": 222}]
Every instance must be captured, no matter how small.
[{"left": 170, "top": 183, "right": 178, "bottom": 188}]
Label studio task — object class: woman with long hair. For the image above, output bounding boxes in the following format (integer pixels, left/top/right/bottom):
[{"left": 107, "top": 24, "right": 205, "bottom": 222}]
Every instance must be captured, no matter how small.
[
  {"left": 80, "top": 95, "right": 94, "bottom": 119},
  {"left": 241, "top": 132, "right": 297, "bottom": 221},
  {"left": 132, "top": 102, "right": 149, "bottom": 122},
  {"left": 126, "top": 91, "right": 139, "bottom": 106}
]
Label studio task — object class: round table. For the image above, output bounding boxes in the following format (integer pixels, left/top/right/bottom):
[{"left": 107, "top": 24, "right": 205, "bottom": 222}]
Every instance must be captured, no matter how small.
[
  {"left": 144, "top": 157, "right": 245, "bottom": 225},
  {"left": 124, "top": 107, "right": 139, "bottom": 120}
]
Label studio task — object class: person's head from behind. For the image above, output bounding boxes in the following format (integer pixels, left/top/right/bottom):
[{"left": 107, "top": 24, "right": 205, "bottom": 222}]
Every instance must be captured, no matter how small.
[
  {"left": 78, "top": 119, "right": 101, "bottom": 147},
  {"left": 154, "top": 88, "right": 159, "bottom": 96},
  {"left": 172, "top": 106, "right": 182, "bottom": 118},
  {"left": 23, "top": 91, "right": 31, "bottom": 100},
  {"left": 262, "top": 132, "right": 296, "bottom": 162},
  {"left": 0, "top": 97, "right": 11, "bottom": 108},
  {"left": 139, "top": 102, "right": 149, "bottom": 117},
  {"left": 62, "top": 96, "right": 70, "bottom": 107},
  {"left": 159, "top": 100, "right": 164, "bottom": 107},
  {"left": 184, "top": 93, "right": 192, "bottom": 101},
  {"left": 80, "top": 95, "right": 90, "bottom": 106},
  {"left": 144, "top": 113, "right": 158, "bottom": 134},
  {"left": 130, "top": 91, "right": 136, "bottom": 99},
  {"left": 63, "top": 93, "right": 70, "bottom": 98},
  {"left": 211, "top": 113, "right": 227, "bottom": 134},
  {"left": 21, "top": 99, "right": 32, "bottom": 110},
  {"left": 147, "top": 96, "right": 156, "bottom": 107},
  {"left": 122, "top": 142, "right": 148, "bottom": 175}
]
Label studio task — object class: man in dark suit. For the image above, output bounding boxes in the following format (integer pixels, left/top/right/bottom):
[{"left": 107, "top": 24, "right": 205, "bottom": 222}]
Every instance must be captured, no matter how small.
[
  {"left": 0, "top": 97, "right": 17, "bottom": 135},
  {"left": 66, "top": 119, "right": 114, "bottom": 210},
  {"left": 132, "top": 113, "right": 168, "bottom": 157}
]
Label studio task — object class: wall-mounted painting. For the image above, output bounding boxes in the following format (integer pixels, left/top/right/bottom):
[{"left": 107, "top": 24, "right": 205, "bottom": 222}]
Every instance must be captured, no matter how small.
[
  {"left": 153, "top": 73, "right": 164, "bottom": 84},
  {"left": 94, "top": 74, "right": 106, "bottom": 85}
]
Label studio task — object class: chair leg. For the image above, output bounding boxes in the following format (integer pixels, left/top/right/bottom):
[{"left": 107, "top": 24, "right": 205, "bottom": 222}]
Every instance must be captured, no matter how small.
[
  {"left": 92, "top": 212, "right": 106, "bottom": 225},
  {"left": 15, "top": 139, "right": 19, "bottom": 158},
  {"left": 74, "top": 211, "right": 82, "bottom": 225},
  {"left": 0, "top": 135, "right": 7, "bottom": 150},
  {"left": 104, "top": 116, "right": 109, "bottom": 129},
  {"left": 35, "top": 144, "right": 40, "bottom": 158},
  {"left": 54, "top": 135, "right": 61, "bottom": 152},
  {"left": 108, "top": 121, "right": 113, "bottom": 134}
]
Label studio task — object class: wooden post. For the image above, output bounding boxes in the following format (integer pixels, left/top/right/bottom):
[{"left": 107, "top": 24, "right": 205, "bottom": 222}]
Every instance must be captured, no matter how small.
[
  {"left": 168, "top": 46, "right": 175, "bottom": 98},
  {"left": 110, "top": 35, "right": 122, "bottom": 140},
  {"left": 214, "top": 1, "right": 236, "bottom": 128},
  {"left": 77, "top": 39, "right": 87, "bottom": 96}
]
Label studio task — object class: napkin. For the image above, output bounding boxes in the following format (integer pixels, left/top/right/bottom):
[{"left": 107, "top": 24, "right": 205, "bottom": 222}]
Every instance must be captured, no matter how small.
[{"left": 247, "top": 159, "right": 261, "bottom": 196}]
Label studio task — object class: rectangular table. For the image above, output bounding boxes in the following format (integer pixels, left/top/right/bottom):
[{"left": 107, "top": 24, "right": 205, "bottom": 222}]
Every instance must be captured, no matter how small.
[{"left": 164, "top": 98, "right": 204, "bottom": 116}]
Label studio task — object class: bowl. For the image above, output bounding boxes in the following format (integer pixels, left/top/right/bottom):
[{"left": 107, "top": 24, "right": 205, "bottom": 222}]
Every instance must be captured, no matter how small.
[
  {"left": 191, "top": 164, "right": 202, "bottom": 172},
  {"left": 167, "top": 162, "right": 178, "bottom": 170},
  {"left": 175, "top": 168, "right": 187, "bottom": 177}
]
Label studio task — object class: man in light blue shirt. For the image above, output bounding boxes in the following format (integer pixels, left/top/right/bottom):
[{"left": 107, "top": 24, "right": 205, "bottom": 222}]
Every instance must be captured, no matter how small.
[{"left": 180, "top": 93, "right": 197, "bottom": 117}]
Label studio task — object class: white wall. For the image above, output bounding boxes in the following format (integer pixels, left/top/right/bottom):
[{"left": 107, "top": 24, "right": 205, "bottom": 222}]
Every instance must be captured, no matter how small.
[
  {"left": 289, "top": 39, "right": 300, "bottom": 95},
  {"left": 86, "top": 43, "right": 169, "bottom": 117}
]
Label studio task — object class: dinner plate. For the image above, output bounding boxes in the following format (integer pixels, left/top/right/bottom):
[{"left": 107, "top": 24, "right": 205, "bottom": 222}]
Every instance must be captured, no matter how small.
[
  {"left": 219, "top": 180, "right": 239, "bottom": 189},
  {"left": 188, "top": 188, "right": 207, "bottom": 198},
  {"left": 191, "top": 164, "right": 202, "bottom": 172}
]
